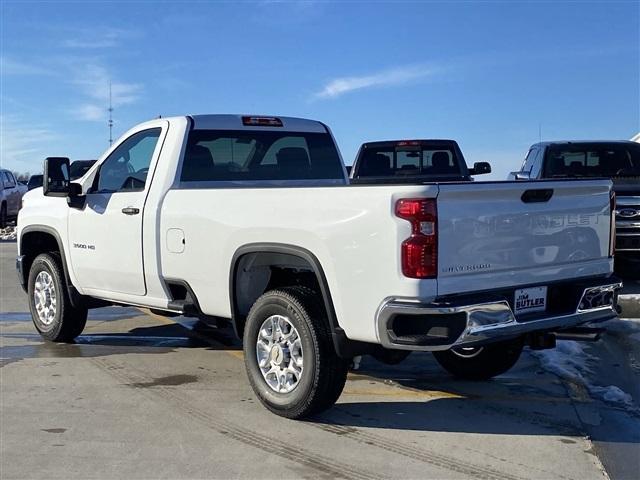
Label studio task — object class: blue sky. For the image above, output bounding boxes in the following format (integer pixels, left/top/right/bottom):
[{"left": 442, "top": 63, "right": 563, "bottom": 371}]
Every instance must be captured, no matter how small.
[{"left": 1, "top": 0, "right": 639, "bottom": 179}]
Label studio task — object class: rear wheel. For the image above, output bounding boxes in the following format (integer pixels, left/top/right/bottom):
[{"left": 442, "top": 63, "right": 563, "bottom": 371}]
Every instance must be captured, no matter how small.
[
  {"left": 243, "top": 286, "right": 349, "bottom": 419},
  {"left": 433, "top": 338, "right": 524, "bottom": 380},
  {"left": 28, "top": 253, "right": 87, "bottom": 342}
]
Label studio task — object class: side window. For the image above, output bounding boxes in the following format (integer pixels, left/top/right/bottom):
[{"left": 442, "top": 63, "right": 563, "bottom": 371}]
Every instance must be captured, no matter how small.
[{"left": 95, "top": 128, "right": 161, "bottom": 193}]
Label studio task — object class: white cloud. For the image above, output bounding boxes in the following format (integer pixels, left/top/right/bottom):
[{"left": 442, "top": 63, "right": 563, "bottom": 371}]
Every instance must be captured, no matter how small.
[
  {"left": 69, "top": 64, "right": 143, "bottom": 122},
  {"left": 72, "top": 104, "right": 106, "bottom": 121},
  {"left": 0, "top": 57, "right": 51, "bottom": 76},
  {"left": 313, "top": 64, "right": 441, "bottom": 100},
  {"left": 62, "top": 28, "right": 134, "bottom": 49}
]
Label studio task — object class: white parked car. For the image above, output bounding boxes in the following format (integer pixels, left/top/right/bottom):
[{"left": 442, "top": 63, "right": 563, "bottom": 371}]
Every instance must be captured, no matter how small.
[{"left": 17, "top": 115, "right": 622, "bottom": 418}]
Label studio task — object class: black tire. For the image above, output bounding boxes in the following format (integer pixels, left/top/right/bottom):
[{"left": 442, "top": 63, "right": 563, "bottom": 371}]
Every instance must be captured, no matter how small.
[
  {"left": 0, "top": 203, "right": 6, "bottom": 229},
  {"left": 433, "top": 338, "right": 524, "bottom": 380},
  {"left": 243, "top": 286, "right": 349, "bottom": 419},
  {"left": 28, "top": 253, "right": 88, "bottom": 342}
]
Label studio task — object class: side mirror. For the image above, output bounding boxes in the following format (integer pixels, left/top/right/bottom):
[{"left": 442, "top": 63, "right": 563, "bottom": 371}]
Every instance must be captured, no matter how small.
[
  {"left": 43, "top": 157, "right": 71, "bottom": 197},
  {"left": 469, "top": 161, "right": 491, "bottom": 175},
  {"left": 511, "top": 171, "right": 531, "bottom": 181}
]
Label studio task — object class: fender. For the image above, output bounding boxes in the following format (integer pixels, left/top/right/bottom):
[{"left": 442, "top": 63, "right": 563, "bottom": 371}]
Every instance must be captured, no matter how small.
[
  {"left": 19, "top": 224, "right": 85, "bottom": 308},
  {"left": 20, "top": 225, "right": 70, "bottom": 284},
  {"left": 229, "top": 243, "right": 375, "bottom": 358}
]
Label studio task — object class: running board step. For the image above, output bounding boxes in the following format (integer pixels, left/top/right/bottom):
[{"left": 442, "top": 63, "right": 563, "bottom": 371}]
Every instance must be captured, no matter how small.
[{"left": 167, "top": 300, "right": 198, "bottom": 316}]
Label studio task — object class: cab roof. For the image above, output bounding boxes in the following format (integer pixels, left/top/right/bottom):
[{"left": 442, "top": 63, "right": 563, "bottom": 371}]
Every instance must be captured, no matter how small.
[
  {"left": 189, "top": 114, "right": 328, "bottom": 133},
  {"left": 531, "top": 140, "right": 638, "bottom": 148}
]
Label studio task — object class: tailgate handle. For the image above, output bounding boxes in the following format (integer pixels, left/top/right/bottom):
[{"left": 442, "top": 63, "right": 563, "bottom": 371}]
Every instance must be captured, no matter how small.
[{"left": 521, "top": 189, "right": 554, "bottom": 203}]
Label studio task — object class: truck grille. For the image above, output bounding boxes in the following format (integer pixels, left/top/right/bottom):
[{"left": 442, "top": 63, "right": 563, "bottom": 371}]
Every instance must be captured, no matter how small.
[{"left": 615, "top": 196, "right": 640, "bottom": 252}]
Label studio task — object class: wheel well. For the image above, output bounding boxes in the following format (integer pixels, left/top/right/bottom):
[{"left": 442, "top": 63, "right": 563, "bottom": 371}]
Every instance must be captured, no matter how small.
[
  {"left": 230, "top": 246, "right": 375, "bottom": 359},
  {"left": 232, "top": 251, "right": 322, "bottom": 336},
  {"left": 20, "top": 231, "right": 62, "bottom": 284},
  {"left": 231, "top": 247, "right": 338, "bottom": 338}
]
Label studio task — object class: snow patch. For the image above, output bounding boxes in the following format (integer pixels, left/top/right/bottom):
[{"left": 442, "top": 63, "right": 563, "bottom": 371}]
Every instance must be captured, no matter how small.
[
  {"left": 534, "top": 340, "right": 591, "bottom": 380},
  {"left": 0, "top": 226, "right": 16, "bottom": 241},
  {"left": 591, "top": 385, "right": 634, "bottom": 406},
  {"left": 533, "top": 340, "right": 634, "bottom": 408}
]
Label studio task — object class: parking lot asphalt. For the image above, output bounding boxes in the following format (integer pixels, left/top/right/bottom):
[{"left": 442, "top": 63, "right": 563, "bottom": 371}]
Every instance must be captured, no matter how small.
[{"left": 1, "top": 242, "right": 639, "bottom": 480}]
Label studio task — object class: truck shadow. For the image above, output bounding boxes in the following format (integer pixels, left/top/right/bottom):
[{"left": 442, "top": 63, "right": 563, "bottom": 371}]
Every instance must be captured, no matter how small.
[
  {"left": 0, "top": 320, "right": 241, "bottom": 367},
  {"left": 315, "top": 396, "right": 640, "bottom": 445}
]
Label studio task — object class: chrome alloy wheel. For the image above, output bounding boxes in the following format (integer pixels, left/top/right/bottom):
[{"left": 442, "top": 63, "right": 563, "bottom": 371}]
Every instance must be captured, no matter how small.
[
  {"left": 451, "top": 346, "right": 484, "bottom": 358},
  {"left": 256, "top": 315, "right": 304, "bottom": 393},
  {"left": 34, "top": 271, "right": 57, "bottom": 326}
]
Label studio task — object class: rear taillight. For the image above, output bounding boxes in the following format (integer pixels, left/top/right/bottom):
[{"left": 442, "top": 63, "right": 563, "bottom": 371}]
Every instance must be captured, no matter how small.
[
  {"left": 609, "top": 190, "right": 616, "bottom": 257},
  {"left": 395, "top": 198, "right": 437, "bottom": 278}
]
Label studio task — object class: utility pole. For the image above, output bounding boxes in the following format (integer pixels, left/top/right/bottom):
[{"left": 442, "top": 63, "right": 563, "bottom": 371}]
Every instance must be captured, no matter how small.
[
  {"left": 538, "top": 122, "right": 542, "bottom": 142},
  {"left": 108, "top": 81, "right": 114, "bottom": 145}
]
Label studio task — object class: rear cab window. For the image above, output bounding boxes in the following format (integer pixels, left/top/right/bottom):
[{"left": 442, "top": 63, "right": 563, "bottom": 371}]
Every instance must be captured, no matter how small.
[
  {"left": 179, "top": 129, "right": 345, "bottom": 185},
  {"left": 353, "top": 141, "right": 467, "bottom": 179}
]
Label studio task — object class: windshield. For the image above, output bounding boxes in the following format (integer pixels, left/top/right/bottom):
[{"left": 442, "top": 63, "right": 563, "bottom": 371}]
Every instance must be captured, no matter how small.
[
  {"left": 355, "top": 143, "right": 465, "bottom": 178},
  {"left": 544, "top": 143, "right": 640, "bottom": 178}
]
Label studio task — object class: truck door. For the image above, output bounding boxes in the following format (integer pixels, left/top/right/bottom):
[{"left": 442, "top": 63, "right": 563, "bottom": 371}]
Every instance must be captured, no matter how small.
[{"left": 68, "top": 125, "right": 166, "bottom": 296}]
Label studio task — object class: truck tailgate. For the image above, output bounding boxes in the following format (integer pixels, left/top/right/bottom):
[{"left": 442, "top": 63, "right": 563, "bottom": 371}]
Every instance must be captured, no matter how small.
[{"left": 436, "top": 180, "right": 613, "bottom": 296}]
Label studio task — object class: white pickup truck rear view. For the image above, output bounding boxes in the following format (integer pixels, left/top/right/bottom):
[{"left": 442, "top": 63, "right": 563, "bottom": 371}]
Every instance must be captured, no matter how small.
[{"left": 17, "top": 114, "right": 622, "bottom": 418}]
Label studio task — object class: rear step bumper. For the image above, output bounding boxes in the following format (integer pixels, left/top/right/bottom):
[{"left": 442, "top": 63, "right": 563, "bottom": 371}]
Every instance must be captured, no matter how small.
[{"left": 376, "top": 277, "right": 622, "bottom": 351}]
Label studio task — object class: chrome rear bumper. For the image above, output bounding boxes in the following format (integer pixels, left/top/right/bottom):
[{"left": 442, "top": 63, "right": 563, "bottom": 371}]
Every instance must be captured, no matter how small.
[{"left": 376, "top": 279, "right": 622, "bottom": 351}]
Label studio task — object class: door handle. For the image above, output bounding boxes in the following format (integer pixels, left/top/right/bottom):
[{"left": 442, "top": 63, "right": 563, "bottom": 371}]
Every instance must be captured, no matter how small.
[
  {"left": 121, "top": 207, "right": 140, "bottom": 215},
  {"left": 521, "top": 189, "right": 554, "bottom": 203}
]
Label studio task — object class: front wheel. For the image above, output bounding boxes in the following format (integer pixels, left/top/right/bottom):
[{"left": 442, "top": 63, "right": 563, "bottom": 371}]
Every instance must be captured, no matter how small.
[
  {"left": 243, "top": 287, "right": 349, "bottom": 419},
  {"left": 433, "top": 338, "right": 524, "bottom": 380},
  {"left": 28, "top": 253, "right": 88, "bottom": 342}
]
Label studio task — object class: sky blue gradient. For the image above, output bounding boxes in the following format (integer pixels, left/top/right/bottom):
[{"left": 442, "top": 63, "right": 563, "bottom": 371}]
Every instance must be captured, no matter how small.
[{"left": 1, "top": 1, "right": 638, "bottom": 178}]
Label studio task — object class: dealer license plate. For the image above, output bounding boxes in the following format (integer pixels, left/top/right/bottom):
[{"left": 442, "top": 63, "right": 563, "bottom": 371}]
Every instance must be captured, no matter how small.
[{"left": 514, "top": 286, "right": 547, "bottom": 315}]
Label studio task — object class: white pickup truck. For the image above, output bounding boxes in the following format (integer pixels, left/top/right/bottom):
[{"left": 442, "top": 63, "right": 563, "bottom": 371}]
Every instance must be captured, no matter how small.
[{"left": 18, "top": 115, "right": 622, "bottom": 418}]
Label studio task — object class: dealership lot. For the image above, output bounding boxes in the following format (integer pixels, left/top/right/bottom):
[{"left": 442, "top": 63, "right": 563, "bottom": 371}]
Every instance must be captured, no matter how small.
[{"left": 1, "top": 242, "right": 638, "bottom": 479}]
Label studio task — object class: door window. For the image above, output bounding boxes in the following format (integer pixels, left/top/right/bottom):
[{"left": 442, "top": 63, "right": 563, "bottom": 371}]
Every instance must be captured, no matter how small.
[{"left": 94, "top": 128, "right": 161, "bottom": 193}]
